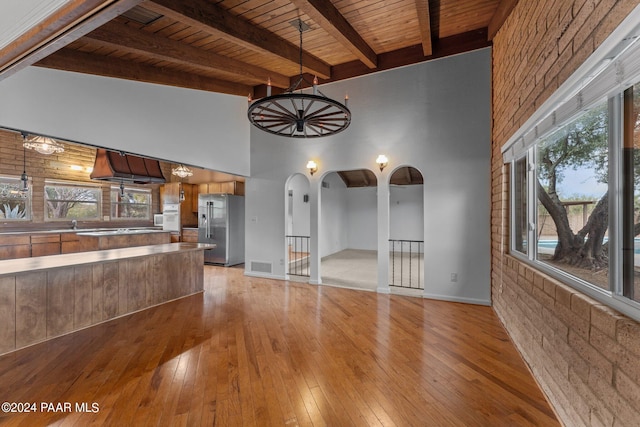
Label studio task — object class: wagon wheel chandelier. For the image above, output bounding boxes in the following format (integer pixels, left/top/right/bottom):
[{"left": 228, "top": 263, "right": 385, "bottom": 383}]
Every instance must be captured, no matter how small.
[{"left": 247, "top": 19, "right": 351, "bottom": 138}]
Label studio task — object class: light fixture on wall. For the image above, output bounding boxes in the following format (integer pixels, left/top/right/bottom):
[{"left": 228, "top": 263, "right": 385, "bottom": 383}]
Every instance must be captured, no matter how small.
[
  {"left": 172, "top": 164, "right": 193, "bottom": 178},
  {"left": 179, "top": 184, "right": 185, "bottom": 202},
  {"left": 119, "top": 181, "right": 125, "bottom": 197},
  {"left": 376, "top": 154, "right": 388, "bottom": 172},
  {"left": 306, "top": 160, "right": 317, "bottom": 176},
  {"left": 20, "top": 144, "right": 28, "bottom": 192},
  {"left": 247, "top": 19, "right": 351, "bottom": 138},
  {"left": 22, "top": 133, "right": 64, "bottom": 155}
]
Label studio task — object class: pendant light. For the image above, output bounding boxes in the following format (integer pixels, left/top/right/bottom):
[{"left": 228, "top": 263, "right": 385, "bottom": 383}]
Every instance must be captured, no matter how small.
[
  {"left": 172, "top": 164, "right": 193, "bottom": 178},
  {"left": 23, "top": 134, "right": 64, "bottom": 155},
  {"left": 20, "top": 139, "right": 29, "bottom": 192},
  {"left": 247, "top": 19, "right": 351, "bottom": 138}
]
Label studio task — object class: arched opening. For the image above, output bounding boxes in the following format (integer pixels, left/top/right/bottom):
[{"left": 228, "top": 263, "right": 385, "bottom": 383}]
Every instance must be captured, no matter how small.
[
  {"left": 389, "top": 166, "right": 424, "bottom": 292},
  {"left": 285, "top": 173, "right": 311, "bottom": 278},
  {"left": 320, "top": 169, "right": 378, "bottom": 291}
]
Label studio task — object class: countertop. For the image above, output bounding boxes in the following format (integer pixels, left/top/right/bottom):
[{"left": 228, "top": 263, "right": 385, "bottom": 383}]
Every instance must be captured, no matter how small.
[
  {"left": 0, "top": 227, "right": 164, "bottom": 236},
  {"left": 0, "top": 243, "right": 215, "bottom": 276},
  {"left": 76, "top": 229, "right": 170, "bottom": 237}
]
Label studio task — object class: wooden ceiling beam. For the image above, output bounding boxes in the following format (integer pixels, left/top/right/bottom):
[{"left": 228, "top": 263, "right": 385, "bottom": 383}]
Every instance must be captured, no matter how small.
[
  {"left": 144, "top": 0, "right": 331, "bottom": 79},
  {"left": 35, "top": 48, "right": 253, "bottom": 96},
  {"left": 0, "top": 0, "right": 142, "bottom": 80},
  {"left": 414, "top": 0, "right": 433, "bottom": 56},
  {"left": 359, "top": 170, "right": 370, "bottom": 186},
  {"left": 290, "top": 0, "right": 377, "bottom": 68},
  {"left": 404, "top": 167, "right": 413, "bottom": 185},
  {"left": 84, "top": 21, "right": 290, "bottom": 88},
  {"left": 326, "top": 28, "right": 490, "bottom": 84},
  {"left": 487, "top": 0, "right": 520, "bottom": 40}
]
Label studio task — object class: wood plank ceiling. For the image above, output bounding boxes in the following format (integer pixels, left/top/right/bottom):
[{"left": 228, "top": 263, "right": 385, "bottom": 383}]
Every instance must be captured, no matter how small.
[
  {"left": 19, "top": 0, "right": 518, "bottom": 99},
  {"left": 0, "top": 0, "right": 518, "bottom": 187}
]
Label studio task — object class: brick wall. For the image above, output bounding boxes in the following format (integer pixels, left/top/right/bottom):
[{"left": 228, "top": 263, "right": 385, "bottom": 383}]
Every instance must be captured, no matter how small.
[
  {"left": 491, "top": 1, "right": 640, "bottom": 426},
  {"left": 0, "top": 128, "right": 172, "bottom": 230}
]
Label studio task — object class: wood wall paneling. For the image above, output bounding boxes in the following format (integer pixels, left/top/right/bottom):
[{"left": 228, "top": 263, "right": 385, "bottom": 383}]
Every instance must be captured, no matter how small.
[
  {"left": 103, "top": 261, "right": 119, "bottom": 319},
  {"left": 117, "top": 260, "right": 129, "bottom": 315},
  {"left": 15, "top": 272, "right": 47, "bottom": 348},
  {"left": 126, "top": 258, "right": 146, "bottom": 311},
  {"left": 152, "top": 254, "right": 168, "bottom": 304},
  {"left": 0, "top": 277, "right": 16, "bottom": 353},
  {"left": 92, "top": 264, "right": 105, "bottom": 323},
  {"left": 74, "top": 265, "right": 93, "bottom": 328},
  {"left": 47, "top": 268, "right": 75, "bottom": 338}
]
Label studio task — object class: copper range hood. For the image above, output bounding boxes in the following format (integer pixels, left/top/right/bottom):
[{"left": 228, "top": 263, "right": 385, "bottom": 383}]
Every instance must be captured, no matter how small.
[{"left": 90, "top": 149, "right": 165, "bottom": 183}]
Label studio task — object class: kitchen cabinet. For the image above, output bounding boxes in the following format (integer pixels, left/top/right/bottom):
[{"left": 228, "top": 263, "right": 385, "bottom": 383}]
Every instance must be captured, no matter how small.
[
  {"left": 0, "top": 235, "right": 31, "bottom": 260},
  {"left": 160, "top": 182, "right": 180, "bottom": 205},
  {"left": 61, "top": 232, "right": 97, "bottom": 254},
  {"left": 197, "top": 181, "right": 244, "bottom": 196},
  {"left": 31, "top": 234, "right": 61, "bottom": 257},
  {"left": 182, "top": 228, "right": 198, "bottom": 243}
]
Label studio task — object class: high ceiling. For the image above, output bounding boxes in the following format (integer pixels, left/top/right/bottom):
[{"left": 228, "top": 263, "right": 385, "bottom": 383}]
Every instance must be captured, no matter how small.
[{"left": 0, "top": 0, "right": 518, "bottom": 98}]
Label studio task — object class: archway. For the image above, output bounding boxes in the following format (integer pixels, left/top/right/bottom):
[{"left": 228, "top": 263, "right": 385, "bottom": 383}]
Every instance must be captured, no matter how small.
[
  {"left": 389, "top": 166, "right": 424, "bottom": 292},
  {"left": 320, "top": 169, "right": 378, "bottom": 291},
  {"left": 285, "top": 173, "right": 311, "bottom": 278}
]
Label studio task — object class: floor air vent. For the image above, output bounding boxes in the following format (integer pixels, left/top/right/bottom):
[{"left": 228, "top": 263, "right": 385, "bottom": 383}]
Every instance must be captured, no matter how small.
[{"left": 251, "top": 261, "right": 272, "bottom": 274}]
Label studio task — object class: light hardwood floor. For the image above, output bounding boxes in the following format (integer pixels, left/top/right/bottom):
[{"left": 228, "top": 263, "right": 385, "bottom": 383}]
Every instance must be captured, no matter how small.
[{"left": 0, "top": 266, "right": 559, "bottom": 426}]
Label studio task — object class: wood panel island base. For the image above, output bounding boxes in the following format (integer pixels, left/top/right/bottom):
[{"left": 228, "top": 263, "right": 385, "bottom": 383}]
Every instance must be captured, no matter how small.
[{"left": 0, "top": 243, "right": 214, "bottom": 355}]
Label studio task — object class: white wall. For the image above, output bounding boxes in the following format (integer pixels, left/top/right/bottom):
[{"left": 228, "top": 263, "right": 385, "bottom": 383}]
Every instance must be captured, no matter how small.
[
  {"left": 346, "top": 186, "right": 377, "bottom": 250},
  {"left": 320, "top": 173, "right": 348, "bottom": 257},
  {"left": 0, "top": 67, "right": 250, "bottom": 176},
  {"left": 390, "top": 184, "right": 423, "bottom": 240},
  {"left": 245, "top": 47, "right": 492, "bottom": 304},
  {"left": 286, "top": 173, "right": 310, "bottom": 236}
]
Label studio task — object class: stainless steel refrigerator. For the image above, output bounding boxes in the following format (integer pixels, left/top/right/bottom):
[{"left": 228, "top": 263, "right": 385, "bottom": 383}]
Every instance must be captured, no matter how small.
[{"left": 198, "top": 194, "right": 245, "bottom": 266}]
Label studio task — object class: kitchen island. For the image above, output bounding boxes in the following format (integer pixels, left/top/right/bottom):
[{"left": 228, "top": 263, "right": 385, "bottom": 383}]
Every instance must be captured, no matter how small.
[
  {"left": 0, "top": 243, "right": 214, "bottom": 355},
  {"left": 76, "top": 228, "right": 170, "bottom": 250}
]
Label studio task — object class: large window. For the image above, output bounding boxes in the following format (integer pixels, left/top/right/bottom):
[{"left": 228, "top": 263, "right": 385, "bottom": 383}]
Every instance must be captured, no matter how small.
[
  {"left": 110, "top": 186, "right": 151, "bottom": 220},
  {"left": 44, "top": 181, "right": 101, "bottom": 221},
  {"left": 0, "top": 176, "right": 31, "bottom": 221},
  {"left": 506, "top": 26, "right": 640, "bottom": 319},
  {"left": 536, "top": 101, "right": 609, "bottom": 291}
]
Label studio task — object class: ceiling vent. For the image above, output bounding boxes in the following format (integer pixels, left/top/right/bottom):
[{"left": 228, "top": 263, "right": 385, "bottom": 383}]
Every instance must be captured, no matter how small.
[{"left": 90, "top": 149, "right": 165, "bottom": 184}]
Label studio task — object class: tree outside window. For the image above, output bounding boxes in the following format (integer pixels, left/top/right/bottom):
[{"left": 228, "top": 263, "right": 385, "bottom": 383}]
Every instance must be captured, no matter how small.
[
  {"left": 536, "top": 101, "right": 609, "bottom": 290},
  {"left": 45, "top": 182, "right": 101, "bottom": 221}
]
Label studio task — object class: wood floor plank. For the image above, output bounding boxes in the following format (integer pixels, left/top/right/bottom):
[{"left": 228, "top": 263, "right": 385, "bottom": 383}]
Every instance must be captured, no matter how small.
[{"left": 0, "top": 266, "right": 559, "bottom": 426}]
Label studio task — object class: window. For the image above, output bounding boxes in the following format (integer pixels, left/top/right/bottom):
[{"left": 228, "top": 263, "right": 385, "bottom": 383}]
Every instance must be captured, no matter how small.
[
  {"left": 512, "top": 156, "right": 528, "bottom": 254},
  {"left": 44, "top": 181, "right": 101, "bottom": 221},
  {"left": 110, "top": 186, "right": 151, "bottom": 220},
  {"left": 536, "top": 101, "right": 610, "bottom": 291},
  {"left": 504, "top": 18, "right": 640, "bottom": 320},
  {"left": 623, "top": 83, "right": 640, "bottom": 303},
  {"left": 0, "top": 176, "right": 31, "bottom": 221}
]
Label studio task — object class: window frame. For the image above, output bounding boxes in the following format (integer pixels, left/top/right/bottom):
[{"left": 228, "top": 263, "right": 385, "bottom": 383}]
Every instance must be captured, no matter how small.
[
  {"left": 43, "top": 179, "right": 102, "bottom": 222},
  {"left": 504, "top": 11, "right": 640, "bottom": 322},
  {"left": 0, "top": 175, "right": 32, "bottom": 221},
  {"left": 109, "top": 185, "right": 152, "bottom": 221}
]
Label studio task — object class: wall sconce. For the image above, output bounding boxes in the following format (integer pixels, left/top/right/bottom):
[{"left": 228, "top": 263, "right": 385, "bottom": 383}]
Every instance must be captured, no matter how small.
[
  {"left": 376, "top": 154, "right": 388, "bottom": 172},
  {"left": 306, "top": 160, "right": 317, "bottom": 176}
]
